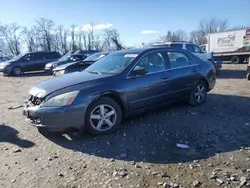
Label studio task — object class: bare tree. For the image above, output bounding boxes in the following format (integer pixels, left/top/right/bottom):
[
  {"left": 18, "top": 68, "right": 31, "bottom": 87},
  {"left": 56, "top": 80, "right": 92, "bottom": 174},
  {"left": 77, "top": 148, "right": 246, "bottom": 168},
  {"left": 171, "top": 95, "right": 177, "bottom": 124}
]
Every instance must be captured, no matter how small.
[
  {"left": 231, "top": 25, "right": 248, "bottom": 30},
  {"left": 93, "top": 34, "right": 104, "bottom": 51},
  {"left": 190, "top": 18, "right": 229, "bottom": 45},
  {"left": 0, "top": 23, "right": 23, "bottom": 55},
  {"left": 199, "top": 18, "right": 229, "bottom": 34},
  {"left": 103, "top": 29, "right": 123, "bottom": 51},
  {"left": 35, "top": 18, "right": 55, "bottom": 51},
  {"left": 70, "top": 24, "right": 78, "bottom": 51},
  {"left": 22, "top": 27, "right": 39, "bottom": 52},
  {"left": 189, "top": 30, "right": 207, "bottom": 45},
  {"left": 160, "top": 29, "right": 188, "bottom": 42},
  {"left": 0, "top": 38, "right": 8, "bottom": 56}
]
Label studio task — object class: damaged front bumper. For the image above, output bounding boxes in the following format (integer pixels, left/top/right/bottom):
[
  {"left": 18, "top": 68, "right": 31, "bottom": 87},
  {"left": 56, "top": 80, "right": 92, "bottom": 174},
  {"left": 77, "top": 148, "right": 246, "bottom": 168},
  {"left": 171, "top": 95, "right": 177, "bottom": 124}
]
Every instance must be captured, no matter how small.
[
  {"left": 23, "top": 102, "right": 87, "bottom": 132},
  {"left": 213, "top": 60, "right": 222, "bottom": 70}
]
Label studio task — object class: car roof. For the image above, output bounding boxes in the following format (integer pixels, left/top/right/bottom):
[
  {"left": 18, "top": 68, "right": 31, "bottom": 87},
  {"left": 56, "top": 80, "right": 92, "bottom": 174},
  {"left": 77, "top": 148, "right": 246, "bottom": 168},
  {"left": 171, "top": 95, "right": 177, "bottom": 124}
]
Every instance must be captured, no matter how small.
[
  {"left": 153, "top": 41, "right": 194, "bottom": 45},
  {"left": 72, "top": 53, "right": 87, "bottom": 56},
  {"left": 30, "top": 51, "right": 58, "bottom": 53},
  {"left": 112, "top": 47, "right": 187, "bottom": 55},
  {"left": 112, "top": 47, "right": 154, "bottom": 54},
  {"left": 95, "top": 52, "right": 110, "bottom": 55}
]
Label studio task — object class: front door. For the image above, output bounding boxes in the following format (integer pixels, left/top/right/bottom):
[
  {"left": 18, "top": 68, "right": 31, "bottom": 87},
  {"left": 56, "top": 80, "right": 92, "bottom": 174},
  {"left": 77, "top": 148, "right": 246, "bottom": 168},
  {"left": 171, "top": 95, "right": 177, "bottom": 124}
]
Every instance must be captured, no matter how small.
[
  {"left": 20, "top": 53, "right": 36, "bottom": 71},
  {"left": 126, "top": 51, "right": 171, "bottom": 111}
]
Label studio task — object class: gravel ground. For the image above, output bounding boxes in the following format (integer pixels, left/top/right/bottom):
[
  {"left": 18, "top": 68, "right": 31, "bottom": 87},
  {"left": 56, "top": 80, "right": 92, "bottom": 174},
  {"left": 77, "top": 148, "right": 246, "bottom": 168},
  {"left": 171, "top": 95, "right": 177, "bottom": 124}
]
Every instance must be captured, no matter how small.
[{"left": 0, "top": 64, "right": 250, "bottom": 188}]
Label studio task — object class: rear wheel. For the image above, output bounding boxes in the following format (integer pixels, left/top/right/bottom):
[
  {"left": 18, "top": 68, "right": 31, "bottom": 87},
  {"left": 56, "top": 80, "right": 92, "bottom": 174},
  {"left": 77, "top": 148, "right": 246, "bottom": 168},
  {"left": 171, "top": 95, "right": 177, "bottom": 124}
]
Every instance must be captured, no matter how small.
[
  {"left": 12, "top": 67, "right": 22, "bottom": 76},
  {"left": 189, "top": 80, "right": 207, "bottom": 106},
  {"left": 85, "top": 97, "right": 122, "bottom": 135},
  {"left": 231, "top": 56, "right": 240, "bottom": 64},
  {"left": 246, "top": 73, "right": 250, "bottom": 81}
]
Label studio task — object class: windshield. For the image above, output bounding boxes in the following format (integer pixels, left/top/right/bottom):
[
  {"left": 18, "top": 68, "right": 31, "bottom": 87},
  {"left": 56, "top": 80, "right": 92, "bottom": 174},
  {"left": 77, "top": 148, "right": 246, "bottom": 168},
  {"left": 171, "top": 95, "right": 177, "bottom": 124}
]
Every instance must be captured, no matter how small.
[
  {"left": 59, "top": 54, "right": 70, "bottom": 61},
  {"left": 85, "top": 52, "right": 138, "bottom": 74},
  {"left": 10, "top": 54, "right": 24, "bottom": 61},
  {"left": 84, "top": 53, "right": 108, "bottom": 62}
]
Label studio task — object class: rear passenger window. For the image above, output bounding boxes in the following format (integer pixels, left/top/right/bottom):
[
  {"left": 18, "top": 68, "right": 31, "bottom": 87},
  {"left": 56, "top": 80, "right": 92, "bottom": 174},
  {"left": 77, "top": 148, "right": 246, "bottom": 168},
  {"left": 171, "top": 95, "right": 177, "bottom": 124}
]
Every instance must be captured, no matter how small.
[
  {"left": 167, "top": 52, "right": 189, "bottom": 68},
  {"left": 33, "top": 53, "right": 42, "bottom": 60},
  {"left": 43, "top": 52, "right": 60, "bottom": 59}
]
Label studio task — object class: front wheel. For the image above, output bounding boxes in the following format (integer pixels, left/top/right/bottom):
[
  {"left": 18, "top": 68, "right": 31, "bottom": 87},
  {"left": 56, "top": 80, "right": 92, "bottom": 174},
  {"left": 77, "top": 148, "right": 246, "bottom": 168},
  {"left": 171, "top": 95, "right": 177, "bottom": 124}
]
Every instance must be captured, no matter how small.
[
  {"left": 189, "top": 81, "right": 207, "bottom": 106},
  {"left": 246, "top": 73, "right": 250, "bottom": 81},
  {"left": 85, "top": 97, "right": 122, "bottom": 135},
  {"left": 12, "top": 67, "right": 22, "bottom": 76}
]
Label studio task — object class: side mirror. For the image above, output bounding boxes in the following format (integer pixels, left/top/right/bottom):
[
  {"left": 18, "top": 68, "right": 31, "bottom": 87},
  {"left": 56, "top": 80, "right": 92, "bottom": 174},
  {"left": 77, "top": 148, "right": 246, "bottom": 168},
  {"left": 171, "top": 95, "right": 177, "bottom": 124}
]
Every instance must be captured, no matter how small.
[{"left": 132, "top": 66, "right": 147, "bottom": 76}]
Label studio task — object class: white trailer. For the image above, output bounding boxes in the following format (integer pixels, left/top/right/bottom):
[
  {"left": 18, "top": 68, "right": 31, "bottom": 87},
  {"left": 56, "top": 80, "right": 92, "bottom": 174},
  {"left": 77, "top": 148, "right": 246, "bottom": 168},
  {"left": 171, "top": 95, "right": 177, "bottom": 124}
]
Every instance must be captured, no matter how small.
[{"left": 200, "top": 28, "right": 250, "bottom": 64}]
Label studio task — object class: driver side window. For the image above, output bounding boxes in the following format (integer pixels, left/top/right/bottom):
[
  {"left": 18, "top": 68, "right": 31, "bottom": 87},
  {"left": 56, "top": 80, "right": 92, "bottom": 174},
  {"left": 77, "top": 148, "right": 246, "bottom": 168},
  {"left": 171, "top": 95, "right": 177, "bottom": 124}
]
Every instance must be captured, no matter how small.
[
  {"left": 136, "top": 52, "right": 165, "bottom": 74},
  {"left": 22, "top": 54, "right": 36, "bottom": 62}
]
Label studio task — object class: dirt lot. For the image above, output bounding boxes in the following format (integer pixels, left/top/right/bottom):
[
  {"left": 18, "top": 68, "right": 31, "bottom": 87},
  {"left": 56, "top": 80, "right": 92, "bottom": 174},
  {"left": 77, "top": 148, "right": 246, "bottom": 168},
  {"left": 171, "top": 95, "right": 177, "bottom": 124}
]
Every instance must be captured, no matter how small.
[{"left": 0, "top": 64, "right": 250, "bottom": 188}]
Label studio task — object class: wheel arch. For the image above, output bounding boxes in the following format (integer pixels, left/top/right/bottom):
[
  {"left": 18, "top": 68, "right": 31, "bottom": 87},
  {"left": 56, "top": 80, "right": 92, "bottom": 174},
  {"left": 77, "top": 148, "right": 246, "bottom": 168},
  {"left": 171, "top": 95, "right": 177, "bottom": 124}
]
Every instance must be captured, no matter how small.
[
  {"left": 194, "top": 78, "right": 209, "bottom": 92},
  {"left": 12, "top": 66, "right": 23, "bottom": 75},
  {"left": 88, "top": 91, "right": 126, "bottom": 115}
]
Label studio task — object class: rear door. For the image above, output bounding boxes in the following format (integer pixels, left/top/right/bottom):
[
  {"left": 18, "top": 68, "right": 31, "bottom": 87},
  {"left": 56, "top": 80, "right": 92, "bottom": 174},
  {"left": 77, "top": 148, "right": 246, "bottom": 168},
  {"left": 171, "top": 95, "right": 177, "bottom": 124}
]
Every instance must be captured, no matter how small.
[
  {"left": 166, "top": 50, "right": 200, "bottom": 99},
  {"left": 38, "top": 53, "right": 55, "bottom": 69},
  {"left": 32, "top": 53, "right": 47, "bottom": 70}
]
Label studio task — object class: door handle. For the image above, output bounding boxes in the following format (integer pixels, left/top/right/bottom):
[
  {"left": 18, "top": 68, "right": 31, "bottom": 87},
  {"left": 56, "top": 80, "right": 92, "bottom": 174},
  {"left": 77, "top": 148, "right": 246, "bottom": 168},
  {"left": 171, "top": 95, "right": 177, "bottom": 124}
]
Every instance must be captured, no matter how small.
[
  {"left": 192, "top": 68, "right": 198, "bottom": 72},
  {"left": 161, "top": 75, "right": 170, "bottom": 80}
]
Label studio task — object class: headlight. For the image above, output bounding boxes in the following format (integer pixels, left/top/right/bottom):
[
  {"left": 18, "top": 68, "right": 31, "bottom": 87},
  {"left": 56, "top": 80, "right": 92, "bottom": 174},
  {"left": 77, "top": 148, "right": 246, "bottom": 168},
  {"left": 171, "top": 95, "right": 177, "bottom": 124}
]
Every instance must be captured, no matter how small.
[
  {"left": 0, "top": 63, "right": 9, "bottom": 68},
  {"left": 59, "top": 70, "right": 65, "bottom": 75},
  {"left": 54, "top": 70, "right": 65, "bottom": 76},
  {"left": 42, "top": 91, "right": 79, "bottom": 107},
  {"left": 37, "top": 90, "right": 46, "bottom": 98},
  {"left": 52, "top": 64, "right": 57, "bottom": 68}
]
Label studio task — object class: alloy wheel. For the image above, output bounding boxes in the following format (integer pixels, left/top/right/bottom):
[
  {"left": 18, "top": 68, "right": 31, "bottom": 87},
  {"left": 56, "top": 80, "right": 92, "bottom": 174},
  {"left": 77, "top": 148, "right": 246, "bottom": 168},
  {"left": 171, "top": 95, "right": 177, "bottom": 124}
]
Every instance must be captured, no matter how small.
[
  {"left": 13, "top": 67, "right": 22, "bottom": 75},
  {"left": 195, "top": 84, "right": 206, "bottom": 103},
  {"left": 90, "top": 104, "right": 117, "bottom": 131}
]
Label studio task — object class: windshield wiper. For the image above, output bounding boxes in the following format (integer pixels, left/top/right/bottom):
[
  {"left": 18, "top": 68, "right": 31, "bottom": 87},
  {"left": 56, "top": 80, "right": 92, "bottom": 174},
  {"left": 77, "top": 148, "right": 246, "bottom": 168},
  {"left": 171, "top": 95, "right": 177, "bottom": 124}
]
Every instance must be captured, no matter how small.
[{"left": 88, "top": 71, "right": 102, "bottom": 75}]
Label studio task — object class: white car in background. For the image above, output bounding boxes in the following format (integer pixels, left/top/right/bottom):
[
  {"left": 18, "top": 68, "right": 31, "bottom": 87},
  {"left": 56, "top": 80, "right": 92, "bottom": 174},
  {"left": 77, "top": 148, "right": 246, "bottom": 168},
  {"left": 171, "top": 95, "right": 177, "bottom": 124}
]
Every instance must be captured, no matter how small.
[
  {"left": 152, "top": 41, "right": 222, "bottom": 73},
  {"left": 153, "top": 41, "right": 212, "bottom": 60}
]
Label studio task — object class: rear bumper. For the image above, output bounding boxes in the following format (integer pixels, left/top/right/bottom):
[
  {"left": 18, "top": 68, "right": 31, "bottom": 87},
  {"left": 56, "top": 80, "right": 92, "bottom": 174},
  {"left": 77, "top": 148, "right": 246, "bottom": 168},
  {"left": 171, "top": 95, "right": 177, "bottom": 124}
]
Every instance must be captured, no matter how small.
[{"left": 23, "top": 103, "right": 88, "bottom": 132}]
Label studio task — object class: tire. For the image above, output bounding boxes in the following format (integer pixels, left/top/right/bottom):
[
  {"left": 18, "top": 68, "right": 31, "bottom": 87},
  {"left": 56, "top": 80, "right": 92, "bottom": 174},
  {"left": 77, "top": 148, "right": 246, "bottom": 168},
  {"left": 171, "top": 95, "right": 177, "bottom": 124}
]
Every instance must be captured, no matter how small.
[
  {"left": 188, "top": 80, "right": 207, "bottom": 106},
  {"left": 216, "top": 69, "right": 220, "bottom": 76},
  {"left": 246, "top": 73, "right": 250, "bottom": 81},
  {"left": 38, "top": 127, "right": 51, "bottom": 137},
  {"left": 12, "top": 67, "right": 22, "bottom": 76},
  {"left": 85, "top": 97, "right": 122, "bottom": 135},
  {"left": 231, "top": 56, "right": 240, "bottom": 64}
]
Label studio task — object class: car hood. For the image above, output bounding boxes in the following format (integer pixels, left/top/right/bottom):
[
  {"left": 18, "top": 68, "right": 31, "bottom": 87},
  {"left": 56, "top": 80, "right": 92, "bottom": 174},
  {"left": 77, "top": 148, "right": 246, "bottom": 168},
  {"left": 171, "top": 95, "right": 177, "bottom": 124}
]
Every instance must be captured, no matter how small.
[
  {"left": 29, "top": 71, "right": 110, "bottom": 97},
  {"left": 0, "top": 59, "right": 17, "bottom": 66},
  {"left": 45, "top": 60, "right": 60, "bottom": 68}
]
